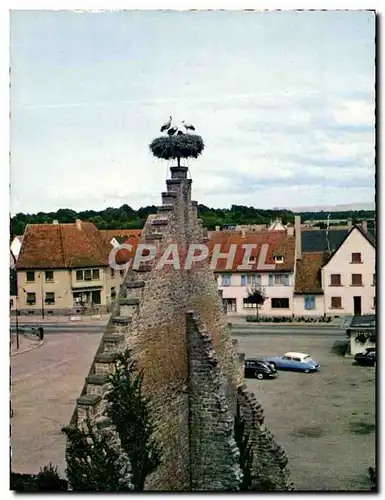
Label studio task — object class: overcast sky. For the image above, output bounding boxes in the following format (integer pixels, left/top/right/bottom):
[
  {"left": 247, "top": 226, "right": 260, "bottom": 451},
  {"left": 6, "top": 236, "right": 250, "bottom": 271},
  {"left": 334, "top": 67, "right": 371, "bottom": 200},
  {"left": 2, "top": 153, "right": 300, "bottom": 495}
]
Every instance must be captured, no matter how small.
[{"left": 10, "top": 10, "right": 375, "bottom": 215}]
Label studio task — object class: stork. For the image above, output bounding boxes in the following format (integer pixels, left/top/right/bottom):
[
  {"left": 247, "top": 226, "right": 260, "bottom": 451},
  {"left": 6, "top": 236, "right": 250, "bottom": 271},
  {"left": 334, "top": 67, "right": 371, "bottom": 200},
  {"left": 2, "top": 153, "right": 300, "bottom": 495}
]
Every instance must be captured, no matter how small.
[
  {"left": 160, "top": 116, "right": 172, "bottom": 132},
  {"left": 176, "top": 128, "right": 185, "bottom": 135},
  {"left": 182, "top": 120, "right": 195, "bottom": 132},
  {"left": 167, "top": 125, "right": 178, "bottom": 136}
]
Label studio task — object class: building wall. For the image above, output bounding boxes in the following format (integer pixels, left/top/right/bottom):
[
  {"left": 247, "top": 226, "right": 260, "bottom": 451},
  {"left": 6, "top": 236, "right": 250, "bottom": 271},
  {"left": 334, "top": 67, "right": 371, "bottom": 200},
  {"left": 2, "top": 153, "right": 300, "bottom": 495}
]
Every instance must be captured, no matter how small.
[
  {"left": 217, "top": 272, "right": 294, "bottom": 316},
  {"left": 322, "top": 229, "right": 375, "bottom": 317},
  {"left": 293, "top": 295, "right": 324, "bottom": 316},
  {"left": 16, "top": 266, "right": 122, "bottom": 314}
]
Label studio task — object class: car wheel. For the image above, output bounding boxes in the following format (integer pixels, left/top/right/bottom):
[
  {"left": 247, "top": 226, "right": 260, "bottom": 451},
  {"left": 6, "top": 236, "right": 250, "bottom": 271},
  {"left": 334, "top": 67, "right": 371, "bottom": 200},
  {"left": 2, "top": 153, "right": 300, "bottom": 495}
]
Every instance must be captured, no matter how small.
[{"left": 256, "top": 372, "right": 264, "bottom": 380}]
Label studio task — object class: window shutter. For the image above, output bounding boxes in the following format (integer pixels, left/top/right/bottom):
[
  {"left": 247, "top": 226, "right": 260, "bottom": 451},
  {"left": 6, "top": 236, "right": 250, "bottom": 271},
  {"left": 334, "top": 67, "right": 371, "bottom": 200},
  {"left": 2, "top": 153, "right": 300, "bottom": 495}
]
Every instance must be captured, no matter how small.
[
  {"left": 283, "top": 274, "right": 289, "bottom": 286},
  {"left": 304, "top": 296, "right": 309, "bottom": 309},
  {"left": 241, "top": 275, "right": 246, "bottom": 286},
  {"left": 256, "top": 274, "right": 261, "bottom": 286},
  {"left": 268, "top": 274, "right": 273, "bottom": 286},
  {"left": 310, "top": 296, "right": 315, "bottom": 309}
]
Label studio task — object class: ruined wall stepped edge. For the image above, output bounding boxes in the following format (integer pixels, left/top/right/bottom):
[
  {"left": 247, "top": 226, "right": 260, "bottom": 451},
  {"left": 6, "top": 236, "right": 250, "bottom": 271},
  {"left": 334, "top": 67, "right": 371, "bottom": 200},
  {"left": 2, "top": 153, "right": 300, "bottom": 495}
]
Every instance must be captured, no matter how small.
[{"left": 69, "top": 165, "right": 293, "bottom": 491}]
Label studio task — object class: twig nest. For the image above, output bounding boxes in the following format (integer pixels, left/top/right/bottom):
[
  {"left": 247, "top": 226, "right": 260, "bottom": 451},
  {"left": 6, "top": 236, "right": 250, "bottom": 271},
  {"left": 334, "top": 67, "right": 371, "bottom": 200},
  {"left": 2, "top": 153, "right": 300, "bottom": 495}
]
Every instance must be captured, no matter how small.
[{"left": 149, "top": 134, "right": 205, "bottom": 160}]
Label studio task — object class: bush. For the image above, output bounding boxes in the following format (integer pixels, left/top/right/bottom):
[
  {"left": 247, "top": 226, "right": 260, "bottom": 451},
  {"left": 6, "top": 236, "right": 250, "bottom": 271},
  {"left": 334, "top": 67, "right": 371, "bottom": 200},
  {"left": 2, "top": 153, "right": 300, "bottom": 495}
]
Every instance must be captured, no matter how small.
[{"left": 11, "top": 464, "right": 68, "bottom": 492}]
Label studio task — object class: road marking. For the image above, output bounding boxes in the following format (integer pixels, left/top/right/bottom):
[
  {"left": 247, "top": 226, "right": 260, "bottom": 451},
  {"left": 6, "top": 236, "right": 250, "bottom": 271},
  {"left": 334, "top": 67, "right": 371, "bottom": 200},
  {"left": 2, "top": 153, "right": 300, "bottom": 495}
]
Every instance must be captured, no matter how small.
[{"left": 12, "top": 355, "right": 82, "bottom": 383}]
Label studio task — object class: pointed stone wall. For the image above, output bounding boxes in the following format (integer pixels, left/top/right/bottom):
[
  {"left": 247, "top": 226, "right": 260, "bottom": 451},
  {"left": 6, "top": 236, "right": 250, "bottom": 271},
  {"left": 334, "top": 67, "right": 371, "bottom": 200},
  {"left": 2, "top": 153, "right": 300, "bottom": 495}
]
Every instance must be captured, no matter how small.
[{"left": 69, "top": 165, "right": 293, "bottom": 491}]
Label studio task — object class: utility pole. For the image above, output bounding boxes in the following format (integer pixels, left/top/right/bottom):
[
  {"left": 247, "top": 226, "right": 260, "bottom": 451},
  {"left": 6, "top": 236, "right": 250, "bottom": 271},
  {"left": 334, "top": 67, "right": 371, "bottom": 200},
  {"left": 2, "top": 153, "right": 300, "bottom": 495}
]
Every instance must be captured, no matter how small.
[{"left": 41, "top": 272, "right": 45, "bottom": 319}]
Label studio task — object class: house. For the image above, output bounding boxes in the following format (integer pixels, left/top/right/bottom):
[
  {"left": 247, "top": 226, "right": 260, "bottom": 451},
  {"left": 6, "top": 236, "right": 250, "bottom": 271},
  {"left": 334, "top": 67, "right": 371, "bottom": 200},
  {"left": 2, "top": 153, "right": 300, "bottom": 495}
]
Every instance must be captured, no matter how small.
[
  {"left": 343, "top": 314, "right": 376, "bottom": 356},
  {"left": 15, "top": 220, "right": 124, "bottom": 315},
  {"left": 321, "top": 225, "right": 376, "bottom": 317},
  {"left": 10, "top": 235, "right": 24, "bottom": 261},
  {"left": 209, "top": 230, "right": 296, "bottom": 316},
  {"left": 100, "top": 228, "right": 142, "bottom": 246}
]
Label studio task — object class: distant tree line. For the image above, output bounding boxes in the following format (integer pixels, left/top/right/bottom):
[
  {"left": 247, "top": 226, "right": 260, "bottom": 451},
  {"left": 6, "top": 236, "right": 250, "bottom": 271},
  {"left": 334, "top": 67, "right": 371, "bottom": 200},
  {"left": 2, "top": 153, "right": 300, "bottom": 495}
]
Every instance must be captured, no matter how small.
[{"left": 10, "top": 204, "right": 376, "bottom": 237}]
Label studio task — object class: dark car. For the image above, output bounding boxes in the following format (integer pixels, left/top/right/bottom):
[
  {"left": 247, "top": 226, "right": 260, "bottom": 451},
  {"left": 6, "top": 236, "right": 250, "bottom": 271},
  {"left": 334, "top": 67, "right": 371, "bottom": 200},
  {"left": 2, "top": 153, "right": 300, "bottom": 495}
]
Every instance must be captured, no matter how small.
[
  {"left": 244, "top": 359, "right": 278, "bottom": 380},
  {"left": 354, "top": 348, "right": 376, "bottom": 366}
]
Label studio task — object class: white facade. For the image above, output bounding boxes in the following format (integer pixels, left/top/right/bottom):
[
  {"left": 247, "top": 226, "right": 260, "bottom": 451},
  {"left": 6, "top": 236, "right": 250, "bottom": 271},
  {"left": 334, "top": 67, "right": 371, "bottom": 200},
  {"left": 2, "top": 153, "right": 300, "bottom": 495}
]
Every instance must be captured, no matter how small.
[
  {"left": 322, "top": 227, "right": 375, "bottom": 317},
  {"left": 293, "top": 295, "right": 324, "bottom": 316},
  {"left": 216, "top": 271, "right": 294, "bottom": 316},
  {"left": 10, "top": 237, "right": 23, "bottom": 260}
]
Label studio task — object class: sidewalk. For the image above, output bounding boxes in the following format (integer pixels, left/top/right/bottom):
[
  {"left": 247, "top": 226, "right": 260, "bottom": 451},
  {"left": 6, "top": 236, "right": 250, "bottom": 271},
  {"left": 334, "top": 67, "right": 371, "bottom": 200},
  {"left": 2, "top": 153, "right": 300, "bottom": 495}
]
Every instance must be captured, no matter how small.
[
  {"left": 9, "top": 314, "right": 110, "bottom": 325},
  {"left": 10, "top": 333, "right": 44, "bottom": 357}
]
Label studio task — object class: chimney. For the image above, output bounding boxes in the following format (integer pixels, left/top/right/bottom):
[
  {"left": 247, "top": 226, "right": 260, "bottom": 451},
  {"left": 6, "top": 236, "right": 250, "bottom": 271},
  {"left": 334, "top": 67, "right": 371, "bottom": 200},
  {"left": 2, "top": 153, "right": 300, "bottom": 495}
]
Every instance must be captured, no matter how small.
[
  {"left": 362, "top": 220, "right": 368, "bottom": 233},
  {"left": 215, "top": 226, "right": 220, "bottom": 232},
  {"left": 287, "top": 224, "right": 294, "bottom": 236},
  {"left": 295, "top": 215, "right": 302, "bottom": 260},
  {"left": 347, "top": 217, "right": 352, "bottom": 228},
  {"left": 52, "top": 220, "right": 59, "bottom": 225},
  {"left": 76, "top": 219, "right": 82, "bottom": 230},
  {"left": 241, "top": 228, "right": 246, "bottom": 238}
]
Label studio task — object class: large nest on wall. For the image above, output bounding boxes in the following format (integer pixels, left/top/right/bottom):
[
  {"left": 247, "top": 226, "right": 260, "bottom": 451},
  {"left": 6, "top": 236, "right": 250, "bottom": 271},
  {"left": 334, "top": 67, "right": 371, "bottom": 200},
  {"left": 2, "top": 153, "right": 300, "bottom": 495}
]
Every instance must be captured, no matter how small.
[{"left": 149, "top": 134, "right": 205, "bottom": 160}]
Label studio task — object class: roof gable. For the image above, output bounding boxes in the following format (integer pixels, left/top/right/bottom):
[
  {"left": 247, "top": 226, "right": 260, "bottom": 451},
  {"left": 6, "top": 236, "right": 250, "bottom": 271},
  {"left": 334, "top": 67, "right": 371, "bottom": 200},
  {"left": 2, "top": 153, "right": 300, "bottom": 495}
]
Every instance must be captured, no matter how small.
[{"left": 321, "top": 225, "right": 375, "bottom": 269}]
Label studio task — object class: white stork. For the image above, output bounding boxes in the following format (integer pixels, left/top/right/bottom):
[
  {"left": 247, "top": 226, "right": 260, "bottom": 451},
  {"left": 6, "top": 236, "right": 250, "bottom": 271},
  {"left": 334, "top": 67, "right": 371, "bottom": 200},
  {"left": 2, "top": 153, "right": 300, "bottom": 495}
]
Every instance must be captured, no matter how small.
[
  {"left": 182, "top": 120, "right": 195, "bottom": 132},
  {"left": 160, "top": 116, "right": 172, "bottom": 132},
  {"left": 167, "top": 125, "right": 178, "bottom": 136},
  {"left": 176, "top": 127, "right": 185, "bottom": 135}
]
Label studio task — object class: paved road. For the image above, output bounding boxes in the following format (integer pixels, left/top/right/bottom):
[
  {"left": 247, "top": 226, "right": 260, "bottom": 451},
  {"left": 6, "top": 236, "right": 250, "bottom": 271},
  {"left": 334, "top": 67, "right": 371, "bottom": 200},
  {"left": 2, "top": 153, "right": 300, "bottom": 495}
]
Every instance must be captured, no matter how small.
[{"left": 11, "top": 331, "right": 103, "bottom": 476}]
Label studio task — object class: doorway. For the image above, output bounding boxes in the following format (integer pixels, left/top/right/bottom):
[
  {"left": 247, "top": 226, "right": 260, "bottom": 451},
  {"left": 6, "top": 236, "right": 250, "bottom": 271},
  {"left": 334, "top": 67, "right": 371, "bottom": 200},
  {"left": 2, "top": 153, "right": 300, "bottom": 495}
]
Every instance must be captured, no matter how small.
[{"left": 353, "top": 296, "right": 362, "bottom": 316}]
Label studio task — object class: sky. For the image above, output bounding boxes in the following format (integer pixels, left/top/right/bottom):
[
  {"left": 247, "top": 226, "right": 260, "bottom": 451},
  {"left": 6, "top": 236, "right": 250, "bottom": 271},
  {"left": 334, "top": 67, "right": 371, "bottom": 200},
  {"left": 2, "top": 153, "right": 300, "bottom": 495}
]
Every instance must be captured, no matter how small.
[{"left": 10, "top": 9, "right": 376, "bottom": 215}]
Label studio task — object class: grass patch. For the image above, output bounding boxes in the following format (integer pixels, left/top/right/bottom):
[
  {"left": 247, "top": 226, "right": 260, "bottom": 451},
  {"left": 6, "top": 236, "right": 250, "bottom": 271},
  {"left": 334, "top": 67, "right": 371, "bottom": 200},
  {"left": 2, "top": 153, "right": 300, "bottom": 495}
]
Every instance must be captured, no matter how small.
[{"left": 349, "top": 420, "right": 375, "bottom": 435}]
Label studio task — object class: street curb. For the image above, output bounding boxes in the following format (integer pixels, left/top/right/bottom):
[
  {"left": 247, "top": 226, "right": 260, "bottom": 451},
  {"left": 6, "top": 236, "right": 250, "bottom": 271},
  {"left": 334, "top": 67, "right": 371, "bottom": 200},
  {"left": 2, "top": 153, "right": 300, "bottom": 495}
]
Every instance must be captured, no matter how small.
[
  {"left": 11, "top": 340, "right": 44, "bottom": 357},
  {"left": 229, "top": 322, "right": 341, "bottom": 328}
]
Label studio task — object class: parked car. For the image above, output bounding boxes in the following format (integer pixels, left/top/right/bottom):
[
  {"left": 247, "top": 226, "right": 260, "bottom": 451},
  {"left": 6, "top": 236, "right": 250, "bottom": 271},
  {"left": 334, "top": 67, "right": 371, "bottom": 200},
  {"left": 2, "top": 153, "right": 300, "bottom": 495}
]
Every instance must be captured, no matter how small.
[
  {"left": 265, "top": 352, "right": 320, "bottom": 373},
  {"left": 354, "top": 348, "right": 376, "bottom": 366},
  {"left": 244, "top": 359, "right": 278, "bottom": 379}
]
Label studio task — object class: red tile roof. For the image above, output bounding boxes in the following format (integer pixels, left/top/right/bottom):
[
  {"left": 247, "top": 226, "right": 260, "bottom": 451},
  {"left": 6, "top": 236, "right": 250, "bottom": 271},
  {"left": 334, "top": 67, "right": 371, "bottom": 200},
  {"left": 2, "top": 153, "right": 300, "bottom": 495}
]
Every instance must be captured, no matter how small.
[
  {"left": 294, "top": 252, "right": 326, "bottom": 294},
  {"left": 16, "top": 222, "right": 114, "bottom": 269},
  {"left": 207, "top": 231, "right": 295, "bottom": 272},
  {"left": 100, "top": 229, "right": 142, "bottom": 243}
]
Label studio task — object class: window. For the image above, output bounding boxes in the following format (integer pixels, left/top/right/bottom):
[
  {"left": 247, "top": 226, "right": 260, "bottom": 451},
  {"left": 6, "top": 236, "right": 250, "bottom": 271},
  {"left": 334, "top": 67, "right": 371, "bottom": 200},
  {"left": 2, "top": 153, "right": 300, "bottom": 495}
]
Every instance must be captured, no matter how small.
[
  {"left": 111, "top": 287, "right": 116, "bottom": 299},
  {"left": 242, "top": 274, "right": 261, "bottom": 287},
  {"left": 84, "top": 269, "right": 92, "bottom": 281},
  {"left": 373, "top": 274, "right": 376, "bottom": 286},
  {"left": 249, "top": 256, "right": 256, "bottom": 263},
  {"left": 221, "top": 274, "right": 232, "bottom": 286},
  {"left": 223, "top": 298, "right": 237, "bottom": 313},
  {"left": 91, "top": 290, "right": 101, "bottom": 305},
  {"left": 304, "top": 295, "right": 315, "bottom": 310},
  {"left": 111, "top": 268, "right": 115, "bottom": 278},
  {"left": 26, "top": 271, "right": 35, "bottom": 282},
  {"left": 268, "top": 274, "right": 289, "bottom": 286},
  {"left": 26, "top": 293, "right": 36, "bottom": 305},
  {"left": 330, "top": 274, "right": 341, "bottom": 286},
  {"left": 92, "top": 269, "right": 100, "bottom": 280},
  {"left": 274, "top": 274, "right": 284, "bottom": 285},
  {"left": 76, "top": 270, "right": 83, "bottom": 281},
  {"left": 45, "top": 292, "right": 55, "bottom": 304},
  {"left": 10, "top": 299, "right": 13, "bottom": 308},
  {"left": 373, "top": 296, "right": 376, "bottom": 309},
  {"left": 274, "top": 255, "right": 284, "bottom": 264},
  {"left": 331, "top": 296, "right": 342, "bottom": 309},
  {"left": 351, "top": 253, "right": 362, "bottom": 263},
  {"left": 271, "top": 298, "right": 289, "bottom": 309},
  {"left": 120, "top": 270, "right": 125, "bottom": 276},
  {"left": 351, "top": 274, "right": 362, "bottom": 286},
  {"left": 45, "top": 271, "right": 54, "bottom": 282},
  {"left": 243, "top": 298, "right": 257, "bottom": 309}
]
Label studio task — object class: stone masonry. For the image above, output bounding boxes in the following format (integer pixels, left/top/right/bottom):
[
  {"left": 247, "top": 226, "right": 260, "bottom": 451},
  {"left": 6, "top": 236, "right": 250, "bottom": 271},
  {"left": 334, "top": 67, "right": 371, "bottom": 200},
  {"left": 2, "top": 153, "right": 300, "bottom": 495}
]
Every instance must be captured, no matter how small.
[{"left": 69, "top": 165, "right": 293, "bottom": 491}]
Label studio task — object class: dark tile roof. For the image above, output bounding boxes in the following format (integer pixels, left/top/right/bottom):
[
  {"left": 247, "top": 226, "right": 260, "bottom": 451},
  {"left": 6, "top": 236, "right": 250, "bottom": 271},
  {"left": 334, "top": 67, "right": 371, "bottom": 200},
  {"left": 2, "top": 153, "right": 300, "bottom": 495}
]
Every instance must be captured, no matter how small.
[
  {"left": 16, "top": 222, "right": 113, "bottom": 269},
  {"left": 209, "top": 231, "right": 295, "bottom": 272},
  {"left": 294, "top": 252, "right": 326, "bottom": 294},
  {"left": 301, "top": 229, "right": 349, "bottom": 253}
]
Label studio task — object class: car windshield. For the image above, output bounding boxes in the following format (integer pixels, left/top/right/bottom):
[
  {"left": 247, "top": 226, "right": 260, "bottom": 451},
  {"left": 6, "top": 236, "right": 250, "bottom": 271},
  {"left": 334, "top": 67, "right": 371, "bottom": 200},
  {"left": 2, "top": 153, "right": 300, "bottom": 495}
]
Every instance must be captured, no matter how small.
[{"left": 303, "top": 356, "right": 312, "bottom": 362}]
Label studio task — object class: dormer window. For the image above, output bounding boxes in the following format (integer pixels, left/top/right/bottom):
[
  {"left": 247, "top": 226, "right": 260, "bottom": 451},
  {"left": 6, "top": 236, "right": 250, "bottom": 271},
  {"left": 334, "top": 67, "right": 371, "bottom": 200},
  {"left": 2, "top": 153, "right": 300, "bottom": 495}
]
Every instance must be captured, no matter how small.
[
  {"left": 249, "top": 256, "right": 256, "bottom": 263},
  {"left": 274, "top": 255, "right": 284, "bottom": 264}
]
